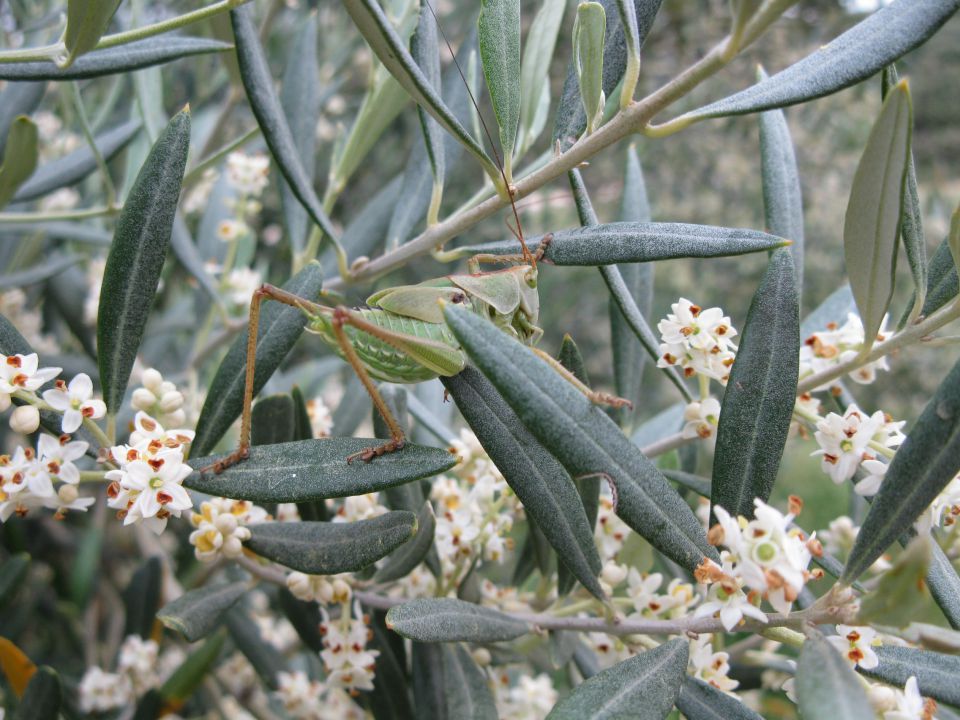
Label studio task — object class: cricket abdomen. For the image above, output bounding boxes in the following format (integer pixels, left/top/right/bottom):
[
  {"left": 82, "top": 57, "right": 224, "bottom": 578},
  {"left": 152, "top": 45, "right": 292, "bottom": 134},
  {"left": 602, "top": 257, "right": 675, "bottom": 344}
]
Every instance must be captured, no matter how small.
[{"left": 307, "top": 307, "right": 466, "bottom": 384}]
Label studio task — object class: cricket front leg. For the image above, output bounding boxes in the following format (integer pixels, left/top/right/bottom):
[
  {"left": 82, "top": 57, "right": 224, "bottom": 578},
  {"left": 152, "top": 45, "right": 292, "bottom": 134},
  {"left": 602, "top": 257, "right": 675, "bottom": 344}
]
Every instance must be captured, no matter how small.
[
  {"left": 330, "top": 307, "right": 407, "bottom": 463},
  {"left": 531, "top": 347, "right": 634, "bottom": 410},
  {"left": 200, "top": 284, "right": 320, "bottom": 474}
]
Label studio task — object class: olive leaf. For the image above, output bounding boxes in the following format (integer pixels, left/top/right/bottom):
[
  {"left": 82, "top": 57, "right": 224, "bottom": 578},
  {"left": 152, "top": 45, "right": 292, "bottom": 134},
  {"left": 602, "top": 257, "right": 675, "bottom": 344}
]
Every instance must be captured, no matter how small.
[
  {"left": 0, "top": 116, "right": 38, "bottom": 209},
  {"left": 0, "top": 82, "right": 45, "bottom": 157},
  {"left": 187, "top": 438, "right": 456, "bottom": 503},
  {"left": 244, "top": 513, "right": 418, "bottom": 574},
  {"left": 546, "top": 638, "right": 687, "bottom": 719},
  {"left": 411, "top": 3, "right": 445, "bottom": 211},
  {"left": 225, "top": 607, "right": 287, "bottom": 689},
  {"left": 517, "top": 0, "right": 565, "bottom": 154},
  {"left": 857, "top": 535, "right": 931, "bottom": 627},
  {"left": 573, "top": 2, "right": 607, "bottom": 135},
  {"left": 62, "top": 0, "right": 122, "bottom": 68},
  {"left": 412, "top": 642, "right": 498, "bottom": 720},
  {"left": 800, "top": 284, "right": 856, "bottom": 338},
  {"left": 796, "top": 629, "right": 873, "bottom": 720},
  {"left": 861, "top": 646, "right": 960, "bottom": 707},
  {"left": 443, "top": 303, "right": 717, "bottom": 572},
  {"left": 478, "top": 0, "right": 521, "bottom": 179},
  {"left": 614, "top": 0, "right": 641, "bottom": 107},
  {"left": 386, "top": 598, "right": 530, "bottom": 643},
  {"left": 159, "top": 632, "right": 225, "bottom": 702},
  {"left": 686, "top": 0, "right": 959, "bottom": 118},
  {"left": 843, "top": 355, "right": 960, "bottom": 583},
  {"left": 927, "top": 540, "right": 960, "bottom": 630},
  {"left": 157, "top": 582, "right": 247, "bottom": 642},
  {"left": 0, "top": 256, "right": 82, "bottom": 292},
  {"left": 13, "top": 666, "right": 60, "bottom": 720},
  {"left": 97, "top": 108, "right": 189, "bottom": 414},
  {"left": 712, "top": 249, "right": 799, "bottom": 518},
  {"left": 122, "top": 557, "right": 162, "bottom": 640},
  {"left": 0, "top": 37, "right": 232, "bottom": 81},
  {"left": 0, "top": 554, "right": 29, "bottom": 609},
  {"left": 675, "top": 676, "right": 764, "bottom": 720},
  {"left": 374, "top": 502, "right": 437, "bottom": 583},
  {"left": 843, "top": 79, "right": 912, "bottom": 352}
]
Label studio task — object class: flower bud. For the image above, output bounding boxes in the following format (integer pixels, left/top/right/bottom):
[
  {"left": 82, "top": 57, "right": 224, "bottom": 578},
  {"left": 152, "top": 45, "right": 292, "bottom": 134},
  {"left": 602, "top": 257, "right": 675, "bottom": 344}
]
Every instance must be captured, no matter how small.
[
  {"left": 166, "top": 409, "right": 187, "bottom": 428},
  {"left": 472, "top": 648, "right": 491, "bottom": 666},
  {"left": 0, "top": 393, "right": 10, "bottom": 412},
  {"left": 214, "top": 512, "right": 238, "bottom": 534},
  {"left": 331, "top": 578, "right": 352, "bottom": 603},
  {"left": 58, "top": 484, "right": 79, "bottom": 503},
  {"left": 600, "top": 561, "right": 628, "bottom": 587},
  {"left": 159, "top": 381, "right": 176, "bottom": 396},
  {"left": 131, "top": 388, "right": 156, "bottom": 411},
  {"left": 159, "top": 390, "right": 184, "bottom": 413},
  {"left": 221, "top": 536, "right": 243, "bottom": 558},
  {"left": 316, "top": 579, "right": 334, "bottom": 604},
  {"left": 10, "top": 405, "right": 40, "bottom": 434},
  {"left": 141, "top": 369, "right": 163, "bottom": 392},
  {"left": 286, "top": 572, "right": 312, "bottom": 601},
  {"left": 867, "top": 685, "right": 897, "bottom": 713}
]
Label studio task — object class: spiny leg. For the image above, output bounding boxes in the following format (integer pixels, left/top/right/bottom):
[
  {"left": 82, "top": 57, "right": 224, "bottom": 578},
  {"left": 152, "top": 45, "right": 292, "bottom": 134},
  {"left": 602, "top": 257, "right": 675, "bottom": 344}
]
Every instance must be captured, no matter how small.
[
  {"left": 330, "top": 307, "right": 408, "bottom": 463},
  {"left": 467, "top": 233, "right": 553, "bottom": 273},
  {"left": 200, "top": 284, "right": 320, "bottom": 474},
  {"left": 531, "top": 347, "right": 634, "bottom": 410}
]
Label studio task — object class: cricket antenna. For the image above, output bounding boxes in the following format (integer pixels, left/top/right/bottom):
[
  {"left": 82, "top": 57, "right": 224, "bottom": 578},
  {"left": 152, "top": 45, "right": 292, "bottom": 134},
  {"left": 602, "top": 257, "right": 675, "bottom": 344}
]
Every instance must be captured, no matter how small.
[{"left": 422, "top": 0, "right": 535, "bottom": 267}]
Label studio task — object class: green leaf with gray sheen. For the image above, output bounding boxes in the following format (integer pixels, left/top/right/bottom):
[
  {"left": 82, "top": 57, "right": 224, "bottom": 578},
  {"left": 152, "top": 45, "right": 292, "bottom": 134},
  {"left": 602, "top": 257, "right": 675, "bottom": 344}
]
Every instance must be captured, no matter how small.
[
  {"left": 479, "top": 0, "right": 521, "bottom": 169},
  {"left": 444, "top": 303, "right": 717, "bottom": 573},
  {"left": 546, "top": 638, "right": 687, "bottom": 719},
  {"left": 97, "top": 109, "right": 189, "bottom": 414},
  {"left": 442, "top": 367, "right": 604, "bottom": 599},
  {"left": 374, "top": 502, "right": 437, "bottom": 583},
  {"left": 860, "top": 646, "right": 960, "bottom": 707},
  {"left": 387, "top": 598, "right": 530, "bottom": 643},
  {"left": 0, "top": 116, "right": 38, "bottom": 209},
  {"left": 712, "top": 249, "right": 799, "bottom": 518},
  {"left": 518, "top": 0, "right": 565, "bottom": 149},
  {"left": 412, "top": 642, "right": 498, "bottom": 720},
  {"left": 62, "top": 0, "right": 122, "bottom": 68},
  {"left": 244, "top": 512, "right": 417, "bottom": 574},
  {"left": 843, "top": 79, "right": 912, "bottom": 352},
  {"left": 225, "top": 607, "right": 287, "bottom": 689},
  {"left": 0, "top": 37, "right": 233, "bottom": 81},
  {"left": 796, "top": 630, "right": 873, "bottom": 720},
  {"left": 187, "top": 438, "right": 456, "bottom": 503},
  {"left": 686, "top": 0, "right": 959, "bottom": 118},
  {"left": 926, "top": 540, "right": 960, "bottom": 629},
  {"left": 157, "top": 582, "right": 247, "bottom": 642},
  {"left": 675, "top": 676, "right": 764, "bottom": 720},
  {"left": 191, "top": 262, "right": 324, "bottom": 456},
  {"left": 13, "top": 666, "right": 61, "bottom": 720},
  {"left": 843, "top": 356, "right": 960, "bottom": 582}
]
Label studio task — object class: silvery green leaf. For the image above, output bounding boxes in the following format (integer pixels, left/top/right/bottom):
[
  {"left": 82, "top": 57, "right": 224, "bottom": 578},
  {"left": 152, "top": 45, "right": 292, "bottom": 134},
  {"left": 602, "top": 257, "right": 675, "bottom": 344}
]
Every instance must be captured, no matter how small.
[
  {"left": 902, "top": 235, "right": 958, "bottom": 329},
  {"left": 478, "top": 0, "right": 520, "bottom": 176},
  {"left": 796, "top": 629, "right": 873, "bottom": 720},
  {"left": 225, "top": 607, "right": 287, "bottom": 689},
  {"left": 279, "top": 14, "right": 320, "bottom": 256},
  {"left": 62, "top": 0, "right": 122, "bottom": 68},
  {"left": 231, "top": 7, "right": 341, "bottom": 246},
  {"left": 187, "top": 438, "right": 457, "bottom": 503},
  {"left": 800, "top": 284, "right": 856, "bottom": 339},
  {"left": 758, "top": 67, "right": 804, "bottom": 292},
  {"left": 386, "top": 598, "right": 530, "bottom": 643},
  {"left": 97, "top": 109, "right": 189, "bottom": 414},
  {"left": 412, "top": 642, "right": 498, "bottom": 720},
  {"left": 950, "top": 206, "right": 960, "bottom": 276},
  {"left": 0, "top": 37, "right": 232, "bottom": 81},
  {"left": 686, "top": 0, "right": 959, "bottom": 118},
  {"left": 676, "top": 676, "right": 764, "bottom": 720},
  {"left": 250, "top": 393, "right": 296, "bottom": 447},
  {"left": 843, "top": 79, "right": 912, "bottom": 352},
  {"left": 857, "top": 534, "right": 931, "bottom": 627},
  {"left": 442, "top": 367, "right": 604, "bottom": 599},
  {"left": 13, "top": 119, "right": 140, "bottom": 203},
  {"left": 614, "top": 0, "right": 640, "bottom": 107},
  {"left": 443, "top": 303, "right": 717, "bottom": 572},
  {"left": 191, "top": 262, "right": 323, "bottom": 456},
  {"left": 341, "top": 0, "right": 498, "bottom": 180},
  {"left": 123, "top": 557, "right": 162, "bottom": 640},
  {"left": 843, "top": 357, "right": 960, "bottom": 582},
  {"left": 0, "top": 83, "right": 45, "bottom": 157},
  {"left": 278, "top": 588, "right": 323, "bottom": 652},
  {"left": 927, "top": 540, "right": 960, "bottom": 629},
  {"left": 244, "top": 512, "right": 418, "bottom": 574},
  {"left": 0, "top": 255, "right": 81, "bottom": 291},
  {"left": 861, "top": 646, "right": 960, "bottom": 707},
  {"left": 547, "top": 638, "right": 687, "bottom": 719},
  {"left": 159, "top": 632, "right": 225, "bottom": 702},
  {"left": 663, "top": 469, "right": 711, "bottom": 497},
  {"left": 518, "top": 0, "right": 565, "bottom": 153},
  {"left": 170, "top": 215, "right": 221, "bottom": 308},
  {"left": 0, "top": 116, "right": 38, "bottom": 209},
  {"left": 14, "top": 666, "right": 60, "bottom": 720},
  {"left": 411, "top": 4, "right": 445, "bottom": 204},
  {"left": 374, "top": 502, "right": 437, "bottom": 583},
  {"left": 712, "top": 249, "right": 798, "bottom": 518},
  {"left": 157, "top": 582, "right": 247, "bottom": 642},
  {"left": 573, "top": 2, "right": 607, "bottom": 134},
  {"left": 367, "top": 613, "right": 415, "bottom": 720}
]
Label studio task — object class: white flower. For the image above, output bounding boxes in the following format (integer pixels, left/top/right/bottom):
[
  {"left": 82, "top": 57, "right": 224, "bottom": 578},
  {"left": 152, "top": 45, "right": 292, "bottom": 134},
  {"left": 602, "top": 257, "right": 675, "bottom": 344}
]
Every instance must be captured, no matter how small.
[
  {"left": 334, "top": 492, "right": 388, "bottom": 523},
  {"left": 217, "top": 218, "right": 249, "bottom": 242},
  {"left": 306, "top": 396, "right": 334, "bottom": 438},
  {"left": 319, "top": 603, "right": 379, "bottom": 693},
  {"left": 682, "top": 397, "right": 721, "bottom": 440},
  {"left": 492, "top": 671, "right": 558, "bottom": 720},
  {"left": 128, "top": 411, "right": 194, "bottom": 452},
  {"left": 224, "top": 267, "right": 261, "bottom": 308},
  {"left": 812, "top": 404, "right": 885, "bottom": 484},
  {"left": 586, "top": 631, "right": 634, "bottom": 669},
  {"left": 226, "top": 152, "right": 270, "bottom": 197},
  {"left": 855, "top": 459, "right": 888, "bottom": 497},
  {"left": 78, "top": 666, "right": 133, "bottom": 713},
  {"left": 0, "top": 353, "right": 61, "bottom": 396},
  {"left": 800, "top": 313, "right": 891, "bottom": 389},
  {"left": 275, "top": 670, "right": 324, "bottom": 720},
  {"left": 689, "top": 635, "right": 739, "bottom": 694},
  {"left": 107, "top": 448, "right": 194, "bottom": 534},
  {"left": 37, "top": 433, "right": 87, "bottom": 485},
  {"left": 596, "top": 494, "right": 630, "bottom": 560},
  {"left": 693, "top": 581, "right": 768, "bottom": 631},
  {"left": 656, "top": 298, "right": 738, "bottom": 385},
  {"left": 884, "top": 676, "right": 937, "bottom": 720},
  {"left": 42, "top": 373, "right": 106, "bottom": 433},
  {"left": 917, "top": 475, "right": 960, "bottom": 534},
  {"left": 117, "top": 635, "right": 160, "bottom": 693},
  {"left": 827, "top": 625, "right": 880, "bottom": 669}
]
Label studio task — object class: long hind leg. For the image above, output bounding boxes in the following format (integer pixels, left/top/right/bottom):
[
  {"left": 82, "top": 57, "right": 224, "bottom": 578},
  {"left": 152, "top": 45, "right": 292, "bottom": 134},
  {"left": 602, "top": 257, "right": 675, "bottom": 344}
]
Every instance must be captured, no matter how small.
[{"left": 530, "top": 347, "right": 634, "bottom": 410}]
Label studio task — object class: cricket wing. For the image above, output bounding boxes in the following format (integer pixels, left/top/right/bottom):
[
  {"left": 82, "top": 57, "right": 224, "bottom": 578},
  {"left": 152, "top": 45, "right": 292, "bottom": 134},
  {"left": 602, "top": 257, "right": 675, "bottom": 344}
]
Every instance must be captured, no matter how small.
[
  {"left": 366, "top": 321, "right": 467, "bottom": 377},
  {"left": 366, "top": 285, "right": 463, "bottom": 323},
  {"left": 450, "top": 272, "right": 521, "bottom": 316}
]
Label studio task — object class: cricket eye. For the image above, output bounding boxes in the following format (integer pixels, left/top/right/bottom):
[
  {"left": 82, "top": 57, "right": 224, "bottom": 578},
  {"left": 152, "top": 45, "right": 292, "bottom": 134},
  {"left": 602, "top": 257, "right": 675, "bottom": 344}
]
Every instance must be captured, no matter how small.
[{"left": 451, "top": 293, "right": 466, "bottom": 304}]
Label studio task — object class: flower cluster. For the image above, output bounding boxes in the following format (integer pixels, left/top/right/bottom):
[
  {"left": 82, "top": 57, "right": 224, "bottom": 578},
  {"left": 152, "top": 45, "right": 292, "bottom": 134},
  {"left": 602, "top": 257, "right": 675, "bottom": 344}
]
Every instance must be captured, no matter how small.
[
  {"left": 489, "top": 670, "right": 558, "bottom": 720},
  {"left": 226, "top": 151, "right": 270, "bottom": 197},
  {"left": 0, "top": 352, "right": 60, "bottom": 411},
  {"left": 656, "top": 298, "right": 738, "bottom": 384},
  {"left": 688, "top": 634, "right": 738, "bottom": 693},
  {"left": 827, "top": 624, "right": 880, "bottom": 669},
  {"left": 78, "top": 635, "right": 180, "bottom": 713},
  {"left": 800, "top": 313, "right": 891, "bottom": 389},
  {"left": 189, "top": 497, "right": 268, "bottom": 561},
  {"left": 105, "top": 412, "right": 195, "bottom": 534},
  {"left": 275, "top": 670, "right": 365, "bottom": 720},
  {"left": 682, "top": 397, "right": 721, "bottom": 440},
  {"left": 0, "top": 434, "right": 94, "bottom": 522},
  {"left": 812, "top": 403, "right": 904, "bottom": 491},
  {"left": 695, "top": 498, "right": 821, "bottom": 630},
  {"left": 319, "top": 602, "right": 379, "bottom": 692},
  {"left": 131, "top": 368, "right": 189, "bottom": 429},
  {"left": 42, "top": 373, "right": 106, "bottom": 434}
]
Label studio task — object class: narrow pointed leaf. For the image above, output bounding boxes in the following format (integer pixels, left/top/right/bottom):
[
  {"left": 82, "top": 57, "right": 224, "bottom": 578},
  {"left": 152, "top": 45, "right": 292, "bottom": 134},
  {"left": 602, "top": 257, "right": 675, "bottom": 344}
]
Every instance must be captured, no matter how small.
[
  {"left": 927, "top": 540, "right": 960, "bottom": 629},
  {"left": 250, "top": 393, "right": 296, "bottom": 446},
  {"left": 444, "top": 303, "right": 717, "bottom": 572},
  {"left": 386, "top": 598, "right": 530, "bottom": 643},
  {"left": 225, "top": 607, "right": 287, "bottom": 689},
  {"left": 62, "top": 0, "right": 122, "bottom": 68},
  {"left": 231, "top": 6, "right": 340, "bottom": 244},
  {"left": 13, "top": 119, "right": 140, "bottom": 203},
  {"left": 843, "top": 356, "right": 960, "bottom": 582},
  {"left": 0, "top": 37, "right": 233, "bottom": 81},
  {"left": 0, "top": 82, "right": 45, "bottom": 157},
  {"left": 0, "top": 255, "right": 82, "bottom": 291},
  {"left": 375, "top": 502, "right": 437, "bottom": 583},
  {"left": 712, "top": 249, "right": 799, "bottom": 517},
  {"left": 279, "top": 14, "right": 320, "bottom": 255},
  {"left": 157, "top": 582, "right": 247, "bottom": 642},
  {"left": 573, "top": 2, "right": 607, "bottom": 134},
  {"left": 0, "top": 116, "right": 38, "bottom": 208},
  {"left": 191, "top": 262, "right": 323, "bottom": 456},
  {"left": 97, "top": 109, "right": 189, "bottom": 414},
  {"left": 14, "top": 666, "right": 60, "bottom": 720},
  {"left": 758, "top": 67, "right": 804, "bottom": 291},
  {"left": 450, "top": 222, "right": 789, "bottom": 265},
  {"left": 123, "top": 557, "right": 162, "bottom": 639},
  {"left": 170, "top": 214, "right": 221, "bottom": 307},
  {"left": 442, "top": 367, "right": 604, "bottom": 599},
  {"left": 676, "top": 676, "right": 764, "bottom": 720},
  {"left": 278, "top": 588, "right": 323, "bottom": 652},
  {"left": 860, "top": 646, "right": 960, "bottom": 707},
  {"left": 796, "top": 629, "right": 873, "bottom": 720},
  {"left": 244, "top": 512, "right": 418, "bottom": 574},
  {"left": 341, "top": 0, "right": 496, "bottom": 178},
  {"left": 686, "top": 0, "right": 959, "bottom": 118},
  {"left": 412, "top": 642, "right": 498, "bottom": 720},
  {"left": 547, "top": 638, "right": 687, "bottom": 719},
  {"left": 906, "top": 236, "right": 958, "bottom": 326},
  {"left": 479, "top": 0, "right": 521, "bottom": 165},
  {"left": 614, "top": 0, "right": 641, "bottom": 106},
  {"left": 518, "top": 0, "right": 565, "bottom": 147},
  {"left": 159, "top": 631, "right": 225, "bottom": 702},
  {"left": 843, "top": 80, "right": 912, "bottom": 350},
  {"left": 187, "top": 438, "right": 456, "bottom": 502}
]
